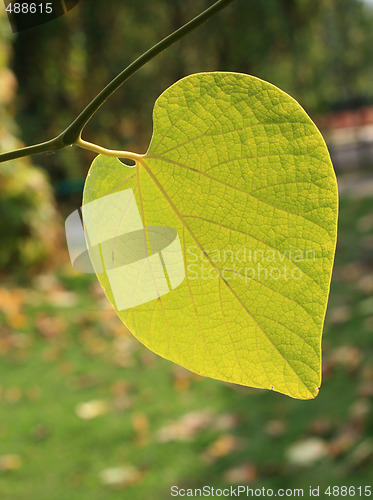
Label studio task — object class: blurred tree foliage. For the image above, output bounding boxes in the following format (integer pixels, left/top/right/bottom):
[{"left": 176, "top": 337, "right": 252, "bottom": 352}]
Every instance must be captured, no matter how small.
[
  {"left": 5, "top": 0, "right": 373, "bottom": 185},
  {"left": 0, "top": 10, "right": 60, "bottom": 273}
]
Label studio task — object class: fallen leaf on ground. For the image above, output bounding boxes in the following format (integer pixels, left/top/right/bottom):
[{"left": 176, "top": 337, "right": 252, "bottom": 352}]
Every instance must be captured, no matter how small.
[
  {"left": 32, "top": 273, "right": 60, "bottom": 292},
  {"left": 329, "top": 345, "right": 363, "bottom": 373},
  {"left": 357, "top": 274, "right": 373, "bottom": 294},
  {"left": 0, "top": 288, "right": 25, "bottom": 314},
  {"left": 75, "top": 400, "right": 109, "bottom": 420},
  {"left": 348, "top": 439, "right": 373, "bottom": 468},
  {"left": 309, "top": 418, "right": 333, "bottom": 437},
  {"left": 337, "top": 264, "right": 364, "bottom": 283},
  {"left": 4, "top": 387, "right": 21, "bottom": 403},
  {"left": 111, "top": 338, "right": 137, "bottom": 367},
  {"left": 132, "top": 412, "right": 150, "bottom": 445},
  {"left": 224, "top": 462, "right": 257, "bottom": 483},
  {"left": 172, "top": 366, "right": 192, "bottom": 392},
  {"left": 48, "top": 290, "right": 78, "bottom": 308},
  {"left": 110, "top": 379, "right": 131, "bottom": 396},
  {"left": 36, "top": 313, "right": 67, "bottom": 339},
  {"left": 265, "top": 420, "right": 286, "bottom": 437},
  {"left": 214, "top": 413, "right": 240, "bottom": 431},
  {"left": 328, "top": 425, "right": 361, "bottom": 458},
  {"left": 99, "top": 465, "right": 142, "bottom": 487},
  {"left": 349, "top": 399, "right": 371, "bottom": 424},
  {"left": 203, "top": 434, "right": 241, "bottom": 462},
  {"left": 112, "top": 394, "right": 133, "bottom": 412},
  {"left": 6, "top": 312, "right": 27, "bottom": 329},
  {"left": 326, "top": 305, "right": 352, "bottom": 324},
  {"left": 286, "top": 438, "right": 328, "bottom": 466},
  {"left": 72, "top": 374, "right": 99, "bottom": 389},
  {"left": 155, "top": 410, "right": 213, "bottom": 442},
  {"left": 0, "top": 454, "right": 22, "bottom": 471}
]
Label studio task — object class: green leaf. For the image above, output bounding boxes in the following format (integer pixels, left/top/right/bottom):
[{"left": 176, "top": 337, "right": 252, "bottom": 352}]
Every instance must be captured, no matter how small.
[{"left": 83, "top": 72, "right": 338, "bottom": 400}]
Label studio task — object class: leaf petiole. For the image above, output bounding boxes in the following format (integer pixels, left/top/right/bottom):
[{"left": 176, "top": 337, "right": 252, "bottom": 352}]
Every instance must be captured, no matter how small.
[
  {"left": 0, "top": 0, "right": 235, "bottom": 164},
  {"left": 75, "top": 137, "right": 144, "bottom": 163}
]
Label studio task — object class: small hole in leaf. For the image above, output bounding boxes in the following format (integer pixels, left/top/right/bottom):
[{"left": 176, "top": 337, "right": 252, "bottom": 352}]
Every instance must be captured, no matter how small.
[{"left": 119, "top": 158, "right": 136, "bottom": 168}]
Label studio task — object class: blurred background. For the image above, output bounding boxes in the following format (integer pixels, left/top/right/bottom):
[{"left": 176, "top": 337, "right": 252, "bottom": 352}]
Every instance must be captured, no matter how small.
[{"left": 0, "top": 0, "right": 372, "bottom": 498}]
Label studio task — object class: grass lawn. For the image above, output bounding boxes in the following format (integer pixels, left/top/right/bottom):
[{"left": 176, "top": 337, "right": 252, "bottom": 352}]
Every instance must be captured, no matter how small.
[{"left": 0, "top": 193, "right": 372, "bottom": 499}]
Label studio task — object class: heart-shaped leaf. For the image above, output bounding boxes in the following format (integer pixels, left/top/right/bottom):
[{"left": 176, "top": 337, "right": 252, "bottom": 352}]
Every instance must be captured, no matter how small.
[{"left": 83, "top": 72, "right": 338, "bottom": 399}]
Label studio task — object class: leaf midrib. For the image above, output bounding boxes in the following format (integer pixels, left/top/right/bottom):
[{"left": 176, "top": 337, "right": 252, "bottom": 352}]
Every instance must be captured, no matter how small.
[
  {"left": 139, "top": 159, "right": 318, "bottom": 397},
  {"left": 146, "top": 155, "right": 333, "bottom": 239}
]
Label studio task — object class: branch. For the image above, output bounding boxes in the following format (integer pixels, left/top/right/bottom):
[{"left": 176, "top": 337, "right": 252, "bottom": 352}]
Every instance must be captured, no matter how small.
[{"left": 0, "top": 0, "right": 235, "bottom": 164}]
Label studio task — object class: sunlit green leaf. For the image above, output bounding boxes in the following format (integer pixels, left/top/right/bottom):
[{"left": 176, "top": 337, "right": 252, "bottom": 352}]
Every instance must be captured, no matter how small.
[{"left": 83, "top": 72, "right": 338, "bottom": 399}]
